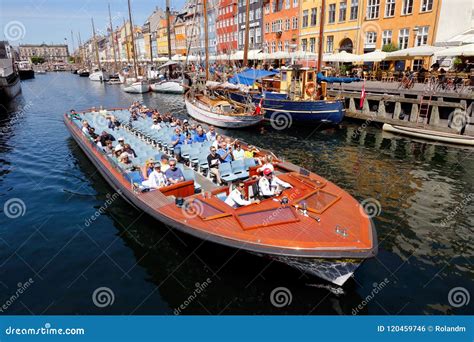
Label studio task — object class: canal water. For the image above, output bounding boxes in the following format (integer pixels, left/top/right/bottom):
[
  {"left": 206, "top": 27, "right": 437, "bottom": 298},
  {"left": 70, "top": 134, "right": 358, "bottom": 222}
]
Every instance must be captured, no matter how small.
[{"left": 0, "top": 73, "right": 472, "bottom": 315}]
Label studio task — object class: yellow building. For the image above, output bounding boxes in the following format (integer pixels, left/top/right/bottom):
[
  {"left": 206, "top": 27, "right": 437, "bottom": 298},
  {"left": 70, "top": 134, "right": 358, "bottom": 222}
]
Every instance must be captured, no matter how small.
[{"left": 157, "top": 17, "right": 176, "bottom": 56}]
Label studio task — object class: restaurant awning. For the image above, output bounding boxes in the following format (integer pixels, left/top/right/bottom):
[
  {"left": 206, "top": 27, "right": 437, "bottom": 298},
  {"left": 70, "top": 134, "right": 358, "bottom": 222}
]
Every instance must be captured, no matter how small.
[
  {"left": 386, "top": 45, "right": 445, "bottom": 59},
  {"left": 230, "top": 49, "right": 262, "bottom": 60},
  {"left": 358, "top": 49, "right": 387, "bottom": 62},
  {"left": 324, "top": 51, "right": 362, "bottom": 63},
  {"left": 434, "top": 44, "right": 474, "bottom": 57}
]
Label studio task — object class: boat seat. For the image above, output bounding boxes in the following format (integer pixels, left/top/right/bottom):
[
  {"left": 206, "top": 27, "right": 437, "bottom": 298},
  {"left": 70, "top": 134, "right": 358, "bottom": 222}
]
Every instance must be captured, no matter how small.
[
  {"left": 244, "top": 158, "right": 256, "bottom": 169},
  {"left": 231, "top": 159, "right": 249, "bottom": 179},
  {"left": 219, "top": 162, "right": 238, "bottom": 182},
  {"left": 183, "top": 169, "right": 202, "bottom": 191},
  {"left": 125, "top": 170, "right": 143, "bottom": 185}
]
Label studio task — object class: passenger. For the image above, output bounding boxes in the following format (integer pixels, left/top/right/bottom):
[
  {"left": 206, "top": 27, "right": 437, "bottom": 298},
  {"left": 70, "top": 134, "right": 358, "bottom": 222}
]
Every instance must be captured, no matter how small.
[
  {"left": 184, "top": 132, "right": 193, "bottom": 145},
  {"left": 207, "top": 146, "right": 225, "bottom": 185},
  {"left": 217, "top": 141, "right": 233, "bottom": 163},
  {"left": 151, "top": 119, "right": 162, "bottom": 130},
  {"left": 170, "top": 127, "right": 184, "bottom": 159},
  {"left": 98, "top": 130, "right": 115, "bottom": 147},
  {"left": 118, "top": 152, "right": 133, "bottom": 170},
  {"left": 232, "top": 141, "right": 245, "bottom": 160},
  {"left": 123, "top": 143, "right": 137, "bottom": 159},
  {"left": 70, "top": 109, "right": 80, "bottom": 120},
  {"left": 170, "top": 117, "right": 177, "bottom": 127},
  {"left": 160, "top": 154, "right": 170, "bottom": 172},
  {"left": 82, "top": 120, "right": 90, "bottom": 134},
  {"left": 225, "top": 182, "right": 260, "bottom": 208},
  {"left": 206, "top": 125, "right": 217, "bottom": 141},
  {"left": 165, "top": 159, "right": 185, "bottom": 184},
  {"left": 141, "top": 158, "right": 155, "bottom": 180},
  {"left": 189, "top": 124, "right": 197, "bottom": 137},
  {"left": 88, "top": 127, "right": 99, "bottom": 140},
  {"left": 104, "top": 140, "right": 114, "bottom": 155},
  {"left": 193, "top": 125, "right": 207, "bottom": 143},
  {"left": 258, "top": 168, "right": 292, "bottom": 198},
  {"left": 114, "top": 137, "right": 126, "bottom": 153},
  {"left": 142, "top": 163, "right": 168, "bottom": 189},
  {"left": 257, "top": 155, "right": 274, "bottom": 173}
]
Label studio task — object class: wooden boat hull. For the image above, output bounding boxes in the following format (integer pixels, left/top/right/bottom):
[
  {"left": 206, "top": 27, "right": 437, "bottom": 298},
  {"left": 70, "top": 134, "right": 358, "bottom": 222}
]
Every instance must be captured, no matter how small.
[
  {"left": 382, "top": 123, "right": 474, "bottom": 146},
  {"left": 185, "top": 94, "right": 264, "bottom": 128},
  {"left": 229, "top": 91, "right": 346, "bottom": 125},
  {"left": 64, "top": 109, "right": 377, "bottom": 285},
  {"left": 150, "top": 81, "right": 184, "bottom": 94}
]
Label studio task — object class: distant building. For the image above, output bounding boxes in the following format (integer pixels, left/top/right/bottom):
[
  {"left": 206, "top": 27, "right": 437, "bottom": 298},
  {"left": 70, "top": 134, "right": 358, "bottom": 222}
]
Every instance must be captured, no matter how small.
[
  {"left": 263, "top": 0, "right": 299, "bottom": 54},
  {"left": 237, "top": 0, "right": 263, "bottom": 52},
  {"left": 217, "top": 0, "right": 238, "bottom": 54},
  {"left": 175, "top": 11, "right": 189, "bottom": 55},
  {"left": 19, "top": 44, "right": 69, "bottom": 63}
]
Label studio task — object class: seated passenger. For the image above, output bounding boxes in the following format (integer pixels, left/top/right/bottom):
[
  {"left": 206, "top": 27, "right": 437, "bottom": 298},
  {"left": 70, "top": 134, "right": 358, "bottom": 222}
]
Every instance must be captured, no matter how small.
[
  {"left": 257, "top": 155, "right": 274, "bottom": 173},
  {"left": 193, "top": 125, "right": 207, "bottom": 143},
  {"left": 123, "top": 144, "right": 137, "bottom": 159},
  {"left": 184, "top": 132, "right": 193, "bottom": 145},
  {"left": 225, "top": 182, "right": 260, "bottom": 208},
  {"left": 170, "top": 127, "right": 184, "bottom": 159},
  {"left": 206, "top": 125, "right": 217, "bottom": 141},
  {"left": 151, "top": 119, "right": 162, "bottom": 130},
  {"left": 232, "top": 141, "right": 245, "bottom": 160},
  {"left": 142, "top": 163, "right": 168, "bottom": 189},
  {"left": 217, "top": 141, "right": 233, "bottom": 163},
  {"left": 88, "top": 127, "right": 98, "bottom": 140},
  {"left": 98, "top": 130, "right": 115, "bottom": 147},
  {"left": 118, "top": 152, "right": 134, "bottom": 170},
  {"left": 104, "top": 140, "right": 114, "bottom": 155},
  {"left": 70, "top": 109, "right": 80, "bottom": 120},
  {"left": 160, "top": 154, "right": 170, "bottom": 172},
  {"left": 258, "top": 168, "right": 292, "bottom": 198},
  {"left": 207, "top": 146, "right": 225, "bottom": 185},
  {"left": 81, "top": 120, "right": 90, "bottom": 134},
  {"left": 164, "top": 159, "right": 184, "bottom": 185},
  {"left": 141, "top": 158, "right": 156, "bottom": 180},
  {"left": 114, "top": 137, "right": 125, "bottom": 153}
]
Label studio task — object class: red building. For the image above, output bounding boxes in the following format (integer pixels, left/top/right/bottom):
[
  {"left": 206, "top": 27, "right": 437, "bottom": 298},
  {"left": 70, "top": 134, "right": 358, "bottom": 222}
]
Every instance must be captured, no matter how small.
[{"left": 216, "top": 0, "right": 238, "bottom": 54}]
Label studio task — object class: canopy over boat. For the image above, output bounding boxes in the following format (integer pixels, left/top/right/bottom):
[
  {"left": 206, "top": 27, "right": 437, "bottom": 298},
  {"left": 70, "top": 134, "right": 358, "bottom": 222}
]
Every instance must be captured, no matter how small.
[{"left": 229, "top": 69, "right": 279, "bottom": 86}]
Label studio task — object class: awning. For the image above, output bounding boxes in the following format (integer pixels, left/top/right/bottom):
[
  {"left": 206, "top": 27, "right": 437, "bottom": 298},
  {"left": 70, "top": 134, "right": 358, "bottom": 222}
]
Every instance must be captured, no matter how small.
[
  {"left": 386, "top": 45, "right": 445, "bottom": 59},
  {"left": 229, "top": 68, "right": 278, "bottom": 86},
  {"left": 434, "top": 44, "right": 474, "bottom": 57},
  {"left": 324, "top": 51, "right": 362, "bottom": 63},
  {"left": 157, "top": 60, "right": 178, "bottom": 69},
  {"left": 358, "top": 49, "right": 387, "bottom": 62},
  {"left": 230, "top": 49, "right": 263, "bottom": 60}
]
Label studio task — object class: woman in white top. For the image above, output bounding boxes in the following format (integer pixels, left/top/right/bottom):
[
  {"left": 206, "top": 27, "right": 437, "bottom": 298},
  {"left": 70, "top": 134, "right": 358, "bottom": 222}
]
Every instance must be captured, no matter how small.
[{"left": 142, "top": 163, "right": 168, "bottom": 189}]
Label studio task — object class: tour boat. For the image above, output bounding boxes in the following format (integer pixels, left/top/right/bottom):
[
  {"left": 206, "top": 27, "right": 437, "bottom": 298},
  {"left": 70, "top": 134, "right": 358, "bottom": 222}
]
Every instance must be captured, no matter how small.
[
  {"left": 63, "top": 108, "right": 378, "bottom": 285},
  {"left": 184, "top": 91, "right": 264, "bottom": 128},
  {"left": 382, "top": 123, "right": 474, "bottom": 146},
  {"left": 123, "top": 80, "right": 150, "bottom": 94}
]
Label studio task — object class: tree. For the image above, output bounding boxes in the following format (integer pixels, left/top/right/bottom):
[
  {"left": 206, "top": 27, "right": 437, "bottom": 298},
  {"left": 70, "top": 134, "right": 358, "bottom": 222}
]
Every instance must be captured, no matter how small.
[
  {"left": 30, "top": 56, "right": 45, "bottom": 64},
  {"left": 382, "top": 43, "right": 399, "bottom": 53}
]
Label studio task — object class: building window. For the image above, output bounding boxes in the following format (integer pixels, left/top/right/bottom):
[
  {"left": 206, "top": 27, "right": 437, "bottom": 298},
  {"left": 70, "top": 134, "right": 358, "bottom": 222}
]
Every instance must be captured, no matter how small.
[
  {"left": 326, "top": 35, "right": 334, "bottom": 52},
  {"left": 284, "top": 40, "right": 289, "bottom": 51},
  {"left": 365, "top": 31, "right": 377, "bottom": 45},
  {"left": 339, "top": 1, "right": 347, "bottom": 21},
  {"left": 292, "top": 17, "right": 298, "bottom": 29},
  {"left": 302, "top": 10, "right": 309, "bottom": 28},
  {"left": 249, "top": 10, "right": 254, "bottom": 21},
  {"left": 293, "top": 0, "right": 298, "bottom": 7},
  {"left": 278, "top": 41, "right": 282, "bottom": 51},
  {"left": 385, "top": 0, "right": 395, "bottom": 17},
  {"left": 264, "top": 3, "right": 270, "bottom": 14},
  {"left": 271, "top": 41, "right": 276, "bottom": 53},
  {"left": 350, "top": 0, "right": 358, "bottom": 20},
  {"left": 285, "top": 18, "right": 290, "bottom": 31},
  {"left": 420, "top": 0, "right": 433, "bottom": 12},
  {"left": 402, "top": 0, "right": 413, "bottom": 15},
  {"left": 382, "top": 30, "right": 392, "bottom": 46},
  {"left": 301, "top": 38, "right": 307, "bottom": 51},
  {"left": 399, "top": 28, "right": 409, "bottom": 49},
  {"left": 415, "top": 26, "right": 429, "bottom": 46},
  {"left": 309, "top": 37, "right": 316, "bottom": 52},
  {"left": 265, "top": 22, "right": 270, "bottom": 33},
  {"left": 311, "top": 8, "right": 317, "bottom": 26},
  {"left": 367, "top": 0, "right": 380, "bottom": 19},
  {"left": 249, "top": 28, "right": 255, "bottom": 45},
  {"left": 328, "top": 4, "right": 336, "bottom": 23},
  {"left": 256, "top": 29, "right": 261, "bottom": 44},
  {"left": 285, "top": 0, "right": 290, "bottom": 9}
]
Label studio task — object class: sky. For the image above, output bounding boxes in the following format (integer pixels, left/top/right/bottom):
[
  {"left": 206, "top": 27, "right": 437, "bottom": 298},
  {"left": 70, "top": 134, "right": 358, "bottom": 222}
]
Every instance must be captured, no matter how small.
[{"left": 0, "top": 0, "right": 187, "bottom": 50}]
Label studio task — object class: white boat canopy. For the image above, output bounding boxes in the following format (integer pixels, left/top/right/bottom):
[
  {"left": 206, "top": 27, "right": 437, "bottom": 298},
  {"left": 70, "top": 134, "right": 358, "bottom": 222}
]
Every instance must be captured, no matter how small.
[
  {"left": 324, "top": 51, "right": 362, "bottom": 63},
  {"left": 358, "top": 49, "right": 387, "bottom": 62},
  {"left": 386, "top": 45, "right": 445, "bottom": 59},
  {"left": 434, "top": 44, "right": 474, "bottom": 57}
]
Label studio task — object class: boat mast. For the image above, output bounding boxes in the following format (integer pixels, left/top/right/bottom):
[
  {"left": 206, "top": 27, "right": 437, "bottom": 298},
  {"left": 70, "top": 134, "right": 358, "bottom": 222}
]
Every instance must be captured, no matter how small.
[
  {"left": 108, "top": 3, "right": 118, "bottom": 73},
  {"left": 166, "top": 0, "right": 173, "bottom": 76},
  {"left": 203, "top": 0, "right": 209, "bottom": 80},
  {"left": 242, "top": 0, "right": 250, "bottom": 67},
  {"left": 123, "top": 18, "right": 131, "bottom": 64},
  {"left": 317, "top": 0, "right": 325, "bottom": 73},
  {"left": 78, "top": 32, "right": 84, "bottom": 68},
  {"left": 70, "top": 30, "right": 75, "bottom": 59},
  {"left": 127, "top": 0, "right": 139, "bottom": 79},
  {"left": 91, "top": 18, "right": 101, "bottom": 70}
]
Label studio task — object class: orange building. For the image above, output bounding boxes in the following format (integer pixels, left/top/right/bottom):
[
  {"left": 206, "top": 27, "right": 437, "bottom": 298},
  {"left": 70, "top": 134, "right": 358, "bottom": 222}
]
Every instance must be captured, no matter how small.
[{"left": 263, "top": 0, "right": 300, "bottom": 54}]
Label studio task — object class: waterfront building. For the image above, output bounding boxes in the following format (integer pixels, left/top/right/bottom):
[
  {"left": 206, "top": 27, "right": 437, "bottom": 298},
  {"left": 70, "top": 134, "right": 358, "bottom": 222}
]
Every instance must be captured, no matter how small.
[
  {"left": 143, "top": 8, "right": 165, "bottom": 61},
  {"left": 157, "top": 14, "right": 177, "bottom": 56},
  {"left": 186, "top": 1, "right": 201, "bottom": 57},
  {"left": 263, "top": 0, "right": 299, "bottom": 54},
  {"left": 175, "top": 11, "right": 189, "bottom": 55},
  {"left": 19, "top": 44, "right": 69, "bottom": 63},
  {"left": 217, "top": 0, "right": 238, "bottom": 54},
  {"left": 237, "top": 0, "right": 264, "bottom": 52}
]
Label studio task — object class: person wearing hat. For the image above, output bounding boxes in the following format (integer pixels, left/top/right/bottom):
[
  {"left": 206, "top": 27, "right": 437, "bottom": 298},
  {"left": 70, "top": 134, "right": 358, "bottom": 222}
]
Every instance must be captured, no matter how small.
[
  {"left": 258, "top": 168, "right": 292, "bottom": 199},
  {"left": 142, "top": 163, "right": 168, "bottom": 189},
  {"left": 118, "top": 152, "right": 133, "bottom": 170},
  {"left": 225, "top": 182, "right": 260, "bottom": 208},
  {"left": 151, "top": 118, "right": 162, "bottom": 130},
  {"left": 114, "top": 137, "right": 125, "bottom": 153}
]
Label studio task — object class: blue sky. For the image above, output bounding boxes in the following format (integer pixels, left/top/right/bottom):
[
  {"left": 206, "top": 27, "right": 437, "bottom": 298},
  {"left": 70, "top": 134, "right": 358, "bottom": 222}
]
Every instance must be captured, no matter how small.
[{"left": 1, "top": 0, "right": 187, "bottom": 50}]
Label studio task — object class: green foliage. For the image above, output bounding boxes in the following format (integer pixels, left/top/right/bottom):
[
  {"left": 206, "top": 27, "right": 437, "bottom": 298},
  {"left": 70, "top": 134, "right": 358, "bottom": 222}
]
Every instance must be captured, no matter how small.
[
  {"left": 382, "top": 43, "right": 399, "bottom": 52},
  {"left": 30, "top": 56, "right": 45, "bottom": 64},
  {"left": 452, "top": 57, "right": 462, "bottom": 66}
]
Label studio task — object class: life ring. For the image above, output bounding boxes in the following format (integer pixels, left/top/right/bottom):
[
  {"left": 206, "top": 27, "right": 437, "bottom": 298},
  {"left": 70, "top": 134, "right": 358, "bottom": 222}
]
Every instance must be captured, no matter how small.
[{"left": 305, "top": 82, "right": 316, "bottom": 96}]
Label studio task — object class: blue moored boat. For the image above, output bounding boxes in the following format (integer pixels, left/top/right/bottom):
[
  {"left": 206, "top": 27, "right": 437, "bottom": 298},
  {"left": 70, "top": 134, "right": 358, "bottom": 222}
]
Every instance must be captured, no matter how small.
[{"left": 226, "top": 68, "right": 360, "bottom": 125}]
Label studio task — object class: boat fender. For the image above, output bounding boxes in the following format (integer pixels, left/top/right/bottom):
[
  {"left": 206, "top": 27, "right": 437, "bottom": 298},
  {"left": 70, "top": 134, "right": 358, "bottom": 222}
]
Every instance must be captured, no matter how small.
[{"left": 305, "top": 82, "right": 316, "bottom": 97}]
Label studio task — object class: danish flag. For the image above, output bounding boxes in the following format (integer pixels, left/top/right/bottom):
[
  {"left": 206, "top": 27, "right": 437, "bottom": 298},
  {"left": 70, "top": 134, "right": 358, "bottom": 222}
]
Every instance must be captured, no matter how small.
[
  {"left": 360, "top": 80, "right": 366, "bottom": 109},
  {"left": 254, "top": 97, "right": 264, "bottom": 115}
]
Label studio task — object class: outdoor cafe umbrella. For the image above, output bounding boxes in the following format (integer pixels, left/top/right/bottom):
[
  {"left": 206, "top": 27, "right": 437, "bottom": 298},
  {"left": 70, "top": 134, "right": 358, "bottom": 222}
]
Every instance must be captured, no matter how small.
[
  {"left": 358, "top": 49, "right": 387, "bottom": 62},
  {"left": 434, "top": 44, "right": 474, "bottom": 57},
  {"left": 386, "top": 45, "right": 445, "bottom": 59},
  {"left": 324, "top": 50, "right": 362, "bottom": 63}
]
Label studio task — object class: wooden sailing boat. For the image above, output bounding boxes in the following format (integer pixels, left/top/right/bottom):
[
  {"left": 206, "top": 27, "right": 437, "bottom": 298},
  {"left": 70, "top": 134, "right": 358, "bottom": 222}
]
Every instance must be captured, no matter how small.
[
  {"left": 184, "top": 0, "right": 263, "bottom": 128},
  {"left": 89, "top": 17, "right": 109, "bottom": 81},
  {"left": 123, "top": 0, "right": 150, "bottom": 93}
]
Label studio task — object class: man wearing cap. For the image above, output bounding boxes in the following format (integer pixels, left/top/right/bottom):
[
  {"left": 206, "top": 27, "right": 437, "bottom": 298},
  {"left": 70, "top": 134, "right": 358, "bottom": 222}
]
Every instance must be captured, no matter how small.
[
  {"left": 142, "top": 163, "right": 168, "bottom": 189},
  {"left": 115, "top": 137, "right": 126, "bottom": 153},
  {"left": 225, "top": 182, "right": 260, "bottom": 208},
  {"left": 151, "top": 119, "right": 162, "bottom": 130},
  {"left": 258, "top": 168, "right": 292, "bottom": 198}
]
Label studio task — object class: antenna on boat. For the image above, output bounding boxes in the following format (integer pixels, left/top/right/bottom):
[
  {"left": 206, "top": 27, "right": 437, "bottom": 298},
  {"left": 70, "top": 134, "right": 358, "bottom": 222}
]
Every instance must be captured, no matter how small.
[
  {"left": 127, "top": 0, "right": 139, "bottom": 79},
  {"left": 242, "top": 0, "right": 250, "bottom": 67},
  {"left": 108, "top": 3, "right": 118, "bottom": 74},
  {"left": 91, "top": 17, "right": 101, "bottom": 71}
]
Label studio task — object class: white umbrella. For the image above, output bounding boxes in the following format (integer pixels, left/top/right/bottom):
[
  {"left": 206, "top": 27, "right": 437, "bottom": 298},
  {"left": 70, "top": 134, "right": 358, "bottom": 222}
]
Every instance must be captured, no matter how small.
[
  {"left": 434, "top": 44, "right": 474, "bottom": 57},
  {"left": 269, "top": 50, "right": 291, "bottom": 60},
  {"left": 293, "top": 50, "right": 317, "bottom": 59},
  {"left": 230, "top": 49, "right": 262, "bottom": 60},
  {"left": 359, "top": 49, "right": 387, "bottom": 62},
  {"left": 324, "top": 50, "right": 362, "bottom": 63},
  {"left": 156, "top": 56, "right": 170, "bottom": 62},
  {"left": 386, "top": 45, "right": 445, "bottom": 58},
  {"left": 171, "top": 54, "right": 181, "bottom": 61}
]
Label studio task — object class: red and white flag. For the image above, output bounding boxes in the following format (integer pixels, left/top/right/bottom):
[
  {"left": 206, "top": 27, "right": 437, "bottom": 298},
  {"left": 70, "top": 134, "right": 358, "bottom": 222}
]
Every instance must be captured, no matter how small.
[
  {"left": 254, "top": 97, "right": 264, "bottom": 115},
  {"left": 359, "top": 80, "right": 366, "bottom": 109}
]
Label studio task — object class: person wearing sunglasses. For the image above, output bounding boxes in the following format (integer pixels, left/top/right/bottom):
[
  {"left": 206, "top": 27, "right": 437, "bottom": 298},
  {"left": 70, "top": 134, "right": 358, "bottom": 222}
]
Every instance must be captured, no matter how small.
[
  {"left": 225, "top": 182, "right": 260, "bottom": 208},
  {"left": 207, "top": 146, "right": 226, "bottom": 185},
  {"left": 164, "top": 159, "right": 184, "bottom": 185}
]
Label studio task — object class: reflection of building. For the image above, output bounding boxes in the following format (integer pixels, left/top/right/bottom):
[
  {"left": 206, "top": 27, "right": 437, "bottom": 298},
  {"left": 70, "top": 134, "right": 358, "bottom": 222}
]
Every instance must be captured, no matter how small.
[
  {"left": 263, "top": 0, "right": 299, "bottom": 53},
  {"left": 237, "top": 0, "right": 263, "bottom": 51},
  {"left": 217, "top": 0, "right": 238, "bottom": 54},
  {"left": 19, "top": 44, "right": 69, "bottom": 63}
]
